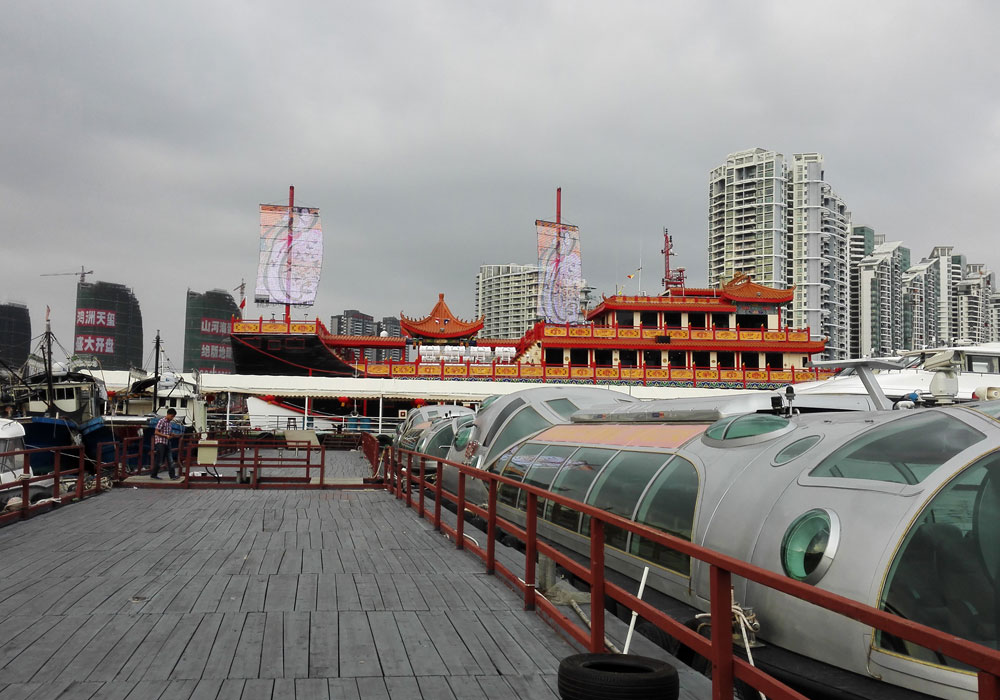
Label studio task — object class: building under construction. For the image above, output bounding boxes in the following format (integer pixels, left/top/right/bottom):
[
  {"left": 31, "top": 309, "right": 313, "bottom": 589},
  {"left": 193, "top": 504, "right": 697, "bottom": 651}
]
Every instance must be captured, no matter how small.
[
  {"left": 0, "top": 303, "right": 31, "bottom": 371},
  {"left": 73, "top": 281, "right": 143, "bottom": 371},
  {"left": 183, "top": 289, "right": 241, "bottom": 373}
]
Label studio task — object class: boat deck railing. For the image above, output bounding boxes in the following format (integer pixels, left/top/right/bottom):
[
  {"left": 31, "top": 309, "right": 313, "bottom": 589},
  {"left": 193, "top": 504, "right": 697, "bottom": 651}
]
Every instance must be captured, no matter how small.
[{"left": 388, "top": 446, "right": 1000, "bottom": 700}]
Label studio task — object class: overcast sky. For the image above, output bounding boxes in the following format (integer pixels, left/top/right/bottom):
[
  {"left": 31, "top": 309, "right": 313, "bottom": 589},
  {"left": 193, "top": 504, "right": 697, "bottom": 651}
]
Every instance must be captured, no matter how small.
[{"left": 2, "top": 1, "right": 998, "bottom": 367}]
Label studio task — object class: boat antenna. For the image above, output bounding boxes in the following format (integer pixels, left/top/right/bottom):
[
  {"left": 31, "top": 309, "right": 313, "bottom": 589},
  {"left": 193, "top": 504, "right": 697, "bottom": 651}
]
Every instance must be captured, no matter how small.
[{"left": 662, "top": 227, "right": 686, "bottom": 293}]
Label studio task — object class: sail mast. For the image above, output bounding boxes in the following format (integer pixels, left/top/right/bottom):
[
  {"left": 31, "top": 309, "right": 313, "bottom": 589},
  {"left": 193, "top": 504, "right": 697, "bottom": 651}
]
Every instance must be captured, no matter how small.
[{"left": 153, "top": 331, "right": 160, "bottom": 413}]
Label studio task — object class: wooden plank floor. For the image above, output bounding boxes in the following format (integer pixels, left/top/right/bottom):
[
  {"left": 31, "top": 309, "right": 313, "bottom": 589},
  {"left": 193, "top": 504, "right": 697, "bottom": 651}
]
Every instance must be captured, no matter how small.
[{"left": 0, "top": 452, "right": 574, "bottom": 699}]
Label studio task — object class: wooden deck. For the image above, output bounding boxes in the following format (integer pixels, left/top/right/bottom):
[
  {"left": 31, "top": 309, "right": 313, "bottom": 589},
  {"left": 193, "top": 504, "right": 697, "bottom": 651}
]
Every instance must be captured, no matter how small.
[{"left": 0, "top": 452, "right": 576, "bottom": 699}]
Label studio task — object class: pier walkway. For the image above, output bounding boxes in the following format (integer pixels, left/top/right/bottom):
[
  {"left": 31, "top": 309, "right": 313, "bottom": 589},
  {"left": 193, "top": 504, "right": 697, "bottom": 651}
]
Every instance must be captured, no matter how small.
[{"left": 0, "top": 451, "right": 575, "bottom": 700}]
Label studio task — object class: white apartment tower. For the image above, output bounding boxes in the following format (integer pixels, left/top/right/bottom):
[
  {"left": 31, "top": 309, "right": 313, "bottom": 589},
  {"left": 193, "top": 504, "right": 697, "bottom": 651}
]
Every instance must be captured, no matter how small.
[
  {"left": 955, "top": 263, "right": 994, "bottom": 344},
  {"left": 902, "top": 260, "right": 941, "bottom": 350},
  {"left": 857, "top": 238, "right": 909, "bottom": 357},
  {"left": 709, "top": 149, "right": 852, "bottom": 360},
  {"left": 475, "top": 264, "right": 541, "bottom": 339},
  {"left": 708, "top": 149, "right": 787, "bottom": 288}
]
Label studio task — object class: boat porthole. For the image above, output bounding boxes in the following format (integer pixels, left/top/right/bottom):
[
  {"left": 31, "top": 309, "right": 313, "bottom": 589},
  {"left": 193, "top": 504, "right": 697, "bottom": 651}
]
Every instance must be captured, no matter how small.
[{"left": 780, "top": 508, "right": 840, "bottom": 584}]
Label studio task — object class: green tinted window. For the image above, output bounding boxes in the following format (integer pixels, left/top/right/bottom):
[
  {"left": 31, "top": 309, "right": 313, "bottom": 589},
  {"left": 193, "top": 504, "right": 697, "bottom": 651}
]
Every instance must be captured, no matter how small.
[
  {"left": 486, "top": 406, "right": 551, "bottom": 465},
  {"left": 545, "top": 398, "right": 579, "bottom": 420},
  {"left": 773, "top": 435, "right": 821, "bottom": 465},
  {"left": 516, "top": 445, "right": 578, "bottom": 514},
  {"left": 545, "top": 448, "right": 617, "bottom": 531},
  {"left": 630, "top": 457, "right": 699, "bottom": 575},
  {"left": 583, "top": 451, "right": 669, "bottom": 550},
  {"left": 705, "top": 413, "right": 790, "bottom": 441},
  {"left": 878, "top": 451, "right": 1000, "bottom": 667},
  {"left": 497, "top": 442, "right": 544, "bottom": 506},
  {"left": 453, "top": 425, "right": 473, "bottom": 451},
  {"left": 810, "top": 413, "right": 985, "bottom": 484}
]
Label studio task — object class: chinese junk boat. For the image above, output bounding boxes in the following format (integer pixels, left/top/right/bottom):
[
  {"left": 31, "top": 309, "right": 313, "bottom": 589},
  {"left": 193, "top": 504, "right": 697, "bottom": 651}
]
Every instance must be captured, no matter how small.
[{"left": 230, "top": 275, "right": 836, "bottom": 388}]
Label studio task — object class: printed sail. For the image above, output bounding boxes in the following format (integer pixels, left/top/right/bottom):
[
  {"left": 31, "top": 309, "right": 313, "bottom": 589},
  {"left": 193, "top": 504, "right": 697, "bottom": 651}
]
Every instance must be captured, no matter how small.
[
  {"left": 536, "top": 219, "right": 583, "bottom": 324},
  {"left": 255, "top": 204, "right": 323, "bottom": 306}
]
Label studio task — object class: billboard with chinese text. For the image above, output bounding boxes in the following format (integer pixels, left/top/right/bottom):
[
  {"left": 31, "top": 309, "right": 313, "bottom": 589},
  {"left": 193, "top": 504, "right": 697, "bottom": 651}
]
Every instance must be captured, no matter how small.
[
  {"left": 74, "top": 281, "right": 143, "bottom": 370},
  {"left": 183, "top": 289, "right": 241, "bottom": 373}
]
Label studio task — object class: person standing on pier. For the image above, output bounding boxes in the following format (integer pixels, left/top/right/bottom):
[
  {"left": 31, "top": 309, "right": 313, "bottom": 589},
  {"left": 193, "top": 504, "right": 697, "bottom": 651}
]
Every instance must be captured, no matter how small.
[{"left": 151, "top": 408, "right": 178, "bottom": 480}]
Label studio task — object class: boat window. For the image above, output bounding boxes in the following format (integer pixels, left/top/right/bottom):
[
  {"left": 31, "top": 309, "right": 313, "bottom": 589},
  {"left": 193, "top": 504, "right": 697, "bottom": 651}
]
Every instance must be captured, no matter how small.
[
  {"left": 780, "top": 509, "right": 839, "bottom": 584},
  {"left": 545, "top": 398, "right": 579, "bottom": 421},
  {"left": 496, "top": 442, "right": 545, "bottom": 507},
  {"left": 482, "top": 398, "right": 525, "bottom": 448},
  {"left": 480, "top": 395, "right": 500, "bottom": 411},
  {"left": 516, "top": 445, "right": 578, "bottom": 514},
  {"left": 630, "top": 456, "right": 699, "bottom": 576},
  {"left": 877, "top": 450, "right": 1000, "bottom": 667},
  {"left": 453, "top": 425, "right": 473, "bottom": 451},
  {"left": 485, "top": 406, "right": 551, "bottom": 465},
  {"left": 971, "top": 401, "right": 1000, "bottom": 421},
  {"left": 704, "top": 413, "right": 792, "bottom": 443},
  {"left": 582, "top": 451, "right": 671, "bottom": 550},
  {"left": 809, "top": 412, "right": 985, "bottom": 485},
  {"left": 773, "top": 435, "right": 822, "bottom": 466},
  {"left": 426, "top": 426, "right": 454, "bottom": 456},
  {"left": 966, "top": 354, "right": 998, "bottom": 373},
  {"left": 544, "top": 448, "right": 617, "bottom": 531}
]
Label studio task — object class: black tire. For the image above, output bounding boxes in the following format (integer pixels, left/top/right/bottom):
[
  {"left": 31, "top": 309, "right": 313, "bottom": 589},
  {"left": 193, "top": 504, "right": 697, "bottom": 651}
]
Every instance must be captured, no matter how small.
[{"left": 557, "top": 653, "right": 679, "bottom": 700}]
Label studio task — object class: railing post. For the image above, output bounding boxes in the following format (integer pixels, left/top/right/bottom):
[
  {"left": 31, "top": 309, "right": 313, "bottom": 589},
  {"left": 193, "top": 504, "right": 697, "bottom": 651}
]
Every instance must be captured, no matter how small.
[
  {"left": 525, "top": 492, "right": 537, "bottom": 611},
  {"left": 456, "top": 471, "right": 466, "bottom": 550},
  {"left": 20, "top": 453, "right": 30, "bottom": 519},
  {"left": 406, "top": 453, "right": 413, "bottom": 508},
  {"left": 418, "top": 457, "right": 426, "bottom": 518},
  {"left": 433, "top": 458, "right": 442, "bottom": 530},
  {"left": 75, "top": 449, "right": 85, "bottom": 500},
  {"left": 979, "top": 671, "right": 999, "bottom": 699},
  {"left": 486, "top": 479, "right": 497, "bottom": 575},
  {"left": 710, "top": 565, "right": 734, "bottom": 700},
  {"left": 589, "top": 518, "right": 605, "bottom": 653},
  {"left": 52, "top": 450, "right": 61, "bottom": 499}
]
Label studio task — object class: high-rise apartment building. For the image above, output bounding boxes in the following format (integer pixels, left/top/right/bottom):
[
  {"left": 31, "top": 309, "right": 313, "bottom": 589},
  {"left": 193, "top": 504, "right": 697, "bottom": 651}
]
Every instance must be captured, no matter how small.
[
  {"left": 709, "top": 148, "right": 851, "bottom": 359},
  {"left": 376, "top": 316, "right": 403, "bottom": 362},
  {"left": 848, "top": 226, "right": 877, "bottom": 358},
  {"left": 475, "top": 264, "right": 541, "bottom": 339},
  {"left": 857, "top": 238, "right": 909, "bottom": 357},
  {"left": 955, "top": 264, "right": 993, "bottom": 344},
  {"left": 330, "top": 310, "right": 376, "bottom": 362},
  {"left": 902, "top": 259, "right": 941, "bottom": 350},
  {"left": 708, "top": 149, "right": 787, "bottom": 288}
]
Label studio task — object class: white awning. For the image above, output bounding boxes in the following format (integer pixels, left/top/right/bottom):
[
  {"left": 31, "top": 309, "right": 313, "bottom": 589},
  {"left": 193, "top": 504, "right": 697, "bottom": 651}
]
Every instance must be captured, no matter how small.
[{"left": 197, "top": 374, "right": 751, "bottom": 402}]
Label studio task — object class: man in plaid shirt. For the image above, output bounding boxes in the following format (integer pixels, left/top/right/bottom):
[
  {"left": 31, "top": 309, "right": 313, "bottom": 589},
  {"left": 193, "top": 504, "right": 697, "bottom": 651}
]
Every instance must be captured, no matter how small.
[{"left": 151, "top": 408, "right": 178, "bottom": 480}]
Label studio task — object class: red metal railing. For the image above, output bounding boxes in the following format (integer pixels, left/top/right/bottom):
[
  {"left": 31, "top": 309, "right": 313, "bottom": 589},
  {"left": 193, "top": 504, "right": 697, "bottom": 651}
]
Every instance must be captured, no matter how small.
[
  {"left": 0, "top": 443, "right": 114, "bottom": 526},
  {"left": 385, "top": 447, "right": 1000, "bottom": 700}
]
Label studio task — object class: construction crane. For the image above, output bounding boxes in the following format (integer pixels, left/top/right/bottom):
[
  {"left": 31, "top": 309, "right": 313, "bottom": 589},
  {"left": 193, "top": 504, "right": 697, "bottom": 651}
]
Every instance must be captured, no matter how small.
[{"left": 40, "top": 266, "right": 93, "bottom": 284}]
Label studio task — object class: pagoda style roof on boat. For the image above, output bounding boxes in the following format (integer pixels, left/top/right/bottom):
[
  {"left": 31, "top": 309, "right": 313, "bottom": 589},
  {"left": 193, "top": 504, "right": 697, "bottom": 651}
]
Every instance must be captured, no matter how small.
[
  {"left": 400, "top": 293, "right": 484, "bottom": 340},
  {"left": 586, "top": 274, "right": 793, "bottom": 319}
]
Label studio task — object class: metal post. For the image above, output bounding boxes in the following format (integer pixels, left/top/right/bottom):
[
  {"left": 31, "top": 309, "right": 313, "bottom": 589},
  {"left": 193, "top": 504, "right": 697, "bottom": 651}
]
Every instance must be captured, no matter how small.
[
  {"left": 378, "top": 394, "right": 383, "bottom": 435},
  {"left": 456, "top": 472, "right": 466, "bottom": 550},
  {"left": 419, "top": 457, "right": 426, "bottom": 518},
  {"left": 433, "top": 458, "right": 442, "bottom": 530},
  {"left": 406, "top": 453, "right": 413, "bottom": 508},
  {"left": 226, "top": 391, "right": 231, "bottom": 430},
  {"left": 525, "top": 492, "right": 537, "bottom": 611},
  {"left": 589, "top": 518, "right": 605, "bottom": 653},
  {"left": 710, "top": 566, "right": 734, "bottom": 700},
  {"left": 486, "top": 480, "right": 497, "bottom": 574}
]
